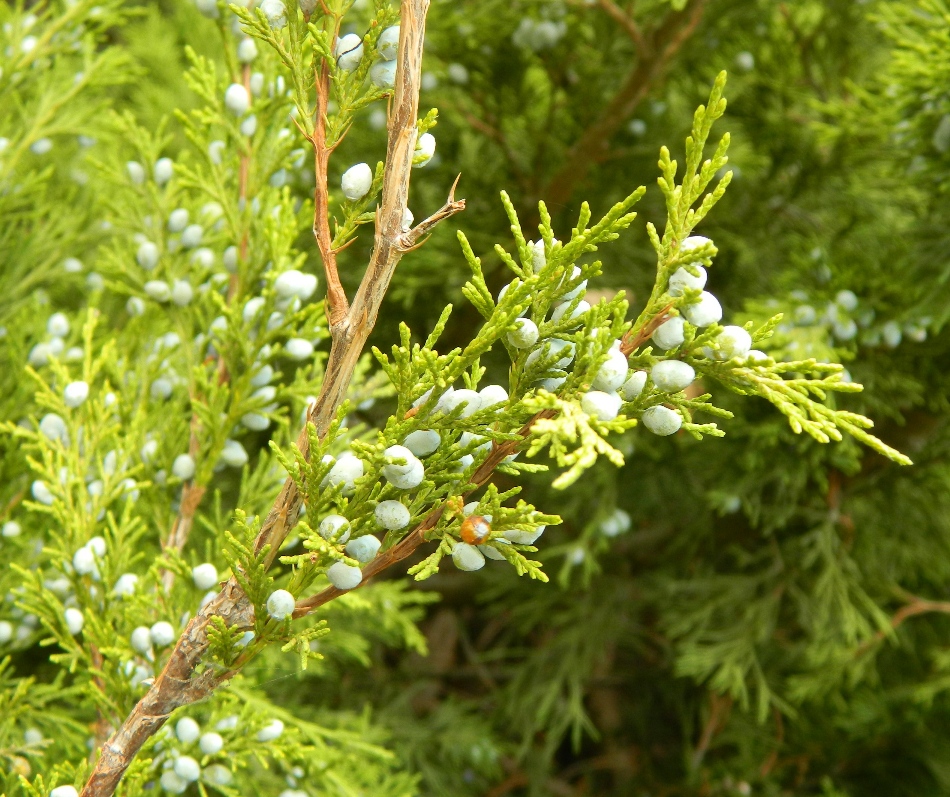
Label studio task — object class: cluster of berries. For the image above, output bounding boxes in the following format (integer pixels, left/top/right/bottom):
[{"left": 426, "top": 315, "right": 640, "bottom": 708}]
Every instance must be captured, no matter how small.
[{"left": 781, "top": 288, "right": 929, "bottom": 352}]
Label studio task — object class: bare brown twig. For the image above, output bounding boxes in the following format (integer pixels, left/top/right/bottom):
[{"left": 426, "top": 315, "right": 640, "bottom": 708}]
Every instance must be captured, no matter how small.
[
  {"left": 80, "top": 3, "right": 453, "bottom": 794},
  {"left": 397, "top": 172, "right": 465, "bottom": 250}
]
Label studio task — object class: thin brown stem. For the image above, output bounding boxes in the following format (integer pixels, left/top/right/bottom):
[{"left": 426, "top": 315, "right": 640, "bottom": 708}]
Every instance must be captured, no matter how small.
[
  {"left": 160, "top": 411, "right": 206, "bottom": 592},
  {"left": 453, "top": 88, "right": 528, "bottom": 188},
  {"left": 161, "top": 59, "right": 253, "bottom": 589},
  {"left": 160, "top": 482, "right": 208, "bottom": 588},
  {"left": 88, "top": 645, "right": 111, "bottom": 754},
  {"left": 486, "top": 771, "right": 575, "bottom": 797},
  {"left": 486, "top": 771, "right": 529, "bottom": 797},
  {"left": 312, "top": 59, "right": 349, "bottom": 325},
  {"left": 0, "top": 486, "right": 25, "bottom": 521},
  {"left": 690, "top": 692, "right": 732, "bottom": 771},
  {"left": 237, "top": 62, "right": 252, "bottom": 267},
  {"left": 227, "top": 61, "right": 254, "bottom": 310},
  {"left": 620, "top": 302, "right": 674, "bottom": 355},
  {"left": 758, "top": 708, "right": 785, "bottom": 778},
  {"left": 160, "top": 61, "right": 254, "bottom": 591}
]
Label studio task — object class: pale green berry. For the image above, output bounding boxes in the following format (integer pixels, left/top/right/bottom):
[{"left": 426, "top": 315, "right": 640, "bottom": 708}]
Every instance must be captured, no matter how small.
[
  {"left": 620, "top": 371, "right": 647, "bottom": 400},
  {"left": 580, "top": 390, "right": 622, "bottom": 422},
  {"left": 452, "top": 542, "right": 485, "bottom": 571},
  {"left": 507, "top": 318, "right": 539, "bottom": 348},
  {"left": 682, "top": 291, "right": 722, "bottom": 327},
  {"left": 326, "top": 561, "right": 362, "bottom": 590},
  {"left": 266, "top": 589, "right": 295, "bottom": 620},
  {"left": 377, "top": 26, "right": 400, "bottom": 60},
  {"left": 341, "top": 163, "right": 373, "bottom": 201},
  {"left": 651, "top": 360, "right": 695, "bottom": 393},
  {"left": 375, "top": 500, "right": 410, "bottom": 530},
  {"left": 641, "top": 405, "right": 682, "bottom": 436}
]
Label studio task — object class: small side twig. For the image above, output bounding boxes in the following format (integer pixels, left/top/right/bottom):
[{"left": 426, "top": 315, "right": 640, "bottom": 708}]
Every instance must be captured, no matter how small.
[
  {"left": 690, "top": 692, "right": 732, "bottom": 771},
  {"left": 160, "top": 412, "right": 206, "bottom": 592},
  {"left": 396, "top": 173, "right": 466, "bottom": 251},
  {"left": 0, "top": 486, "right": 25, "bottom": 521},
  {"left": 620, "top": 302, "right": 674, "bottom": 355},
  {"left": 88, "top": 645, "right": 112, "bottom": 754},
  {"left": 758, "top": 708, "right": 785, "bottom": 777}
]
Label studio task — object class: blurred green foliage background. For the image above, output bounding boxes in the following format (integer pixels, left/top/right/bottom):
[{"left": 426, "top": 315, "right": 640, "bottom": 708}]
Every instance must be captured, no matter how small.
[{"left": 4, "top": 1, "right": 950, "bottom": 795}]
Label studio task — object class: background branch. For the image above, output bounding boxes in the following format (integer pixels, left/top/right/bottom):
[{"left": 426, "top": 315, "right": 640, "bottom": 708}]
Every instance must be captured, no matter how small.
[
  {"left": 597, "top": 0, "right": 644, "bottom": 48},
  {"left": 690, "top": 692, "right": 732, "bottom": 772},
  {"left": 543, "top": 0, "right": 707, "bottom": 210},
  {"left": 159, "top": 59, "right": 254, "bottom": 592},
  {"left": 853, "top": 595, "right": 950, "bottom": 658}
]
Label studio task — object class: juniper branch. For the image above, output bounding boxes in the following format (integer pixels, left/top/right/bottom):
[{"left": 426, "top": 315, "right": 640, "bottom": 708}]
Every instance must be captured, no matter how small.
[
  {"left": 79, "top": 2, "right": 444, "bottom": 794},
  {"left": 292, "top": 409, "right": 556, "bottom": 617}
]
